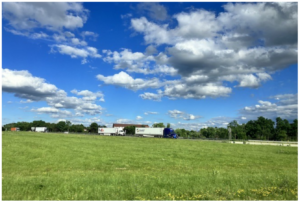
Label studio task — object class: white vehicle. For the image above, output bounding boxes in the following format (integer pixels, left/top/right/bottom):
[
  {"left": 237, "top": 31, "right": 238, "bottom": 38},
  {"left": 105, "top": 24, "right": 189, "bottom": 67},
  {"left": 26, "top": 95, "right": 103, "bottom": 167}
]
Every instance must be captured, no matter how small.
[
  {"left": 98, "top": 128, "right": 126, "bottom": 136},
  {"left": 115, "top": 128, "right": 125, "bottom": 136},
  {"left": 33, "top": 127, "right": 47, "bottom": 132},
  {"left": 135, "top": 128, "right": 164, "bottom": 137},
  {"left": 98, "top": 128, "right": 117, "bottom": 136}
]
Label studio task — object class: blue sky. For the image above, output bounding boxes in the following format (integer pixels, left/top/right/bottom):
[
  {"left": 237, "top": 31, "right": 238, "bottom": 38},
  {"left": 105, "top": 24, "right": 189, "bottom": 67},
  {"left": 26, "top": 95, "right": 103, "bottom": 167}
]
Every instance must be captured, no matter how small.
[{"left": 2, "top": 2, "right": 298, "bottom": 130}]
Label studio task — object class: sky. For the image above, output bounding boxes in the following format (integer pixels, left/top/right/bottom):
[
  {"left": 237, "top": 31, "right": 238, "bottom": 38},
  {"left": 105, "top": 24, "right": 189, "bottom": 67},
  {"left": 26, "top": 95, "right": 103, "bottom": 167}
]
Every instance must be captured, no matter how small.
[{"left": 2, "top": 2, "right": 298, "bottom": 130}]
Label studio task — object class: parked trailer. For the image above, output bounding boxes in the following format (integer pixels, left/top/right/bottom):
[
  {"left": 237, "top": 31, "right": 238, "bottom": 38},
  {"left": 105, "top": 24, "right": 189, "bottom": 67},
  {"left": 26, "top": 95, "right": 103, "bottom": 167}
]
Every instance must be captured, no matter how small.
[
  {"left": 11, "top": 127, "right": 20, "bottom": 131},
  {"left": 135, "top": 128, "right": 177, "bottom": 138},
  {"left": 32, "top": 127, "right": 47, "bottom": 132}
]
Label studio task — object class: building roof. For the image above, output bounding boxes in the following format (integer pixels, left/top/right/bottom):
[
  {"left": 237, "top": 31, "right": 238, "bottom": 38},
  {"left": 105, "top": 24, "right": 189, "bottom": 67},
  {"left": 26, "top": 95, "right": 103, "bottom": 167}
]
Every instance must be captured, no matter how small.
[{"left": 113, "top": 123, "right": 149, "bottom": 128}]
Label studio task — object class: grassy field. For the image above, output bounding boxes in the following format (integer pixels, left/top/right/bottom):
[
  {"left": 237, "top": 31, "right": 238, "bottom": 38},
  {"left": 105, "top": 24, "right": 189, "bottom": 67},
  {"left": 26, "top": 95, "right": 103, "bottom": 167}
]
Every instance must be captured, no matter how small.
[{"left": 2, "top": 131, "right": 298, "bottom": 200}]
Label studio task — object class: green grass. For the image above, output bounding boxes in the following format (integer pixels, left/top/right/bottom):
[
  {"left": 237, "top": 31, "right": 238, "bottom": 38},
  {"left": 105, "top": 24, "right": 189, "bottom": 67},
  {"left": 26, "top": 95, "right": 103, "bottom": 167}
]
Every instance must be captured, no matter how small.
[{"left": 2, "top": 131, "right": 298, "bottom": 200}]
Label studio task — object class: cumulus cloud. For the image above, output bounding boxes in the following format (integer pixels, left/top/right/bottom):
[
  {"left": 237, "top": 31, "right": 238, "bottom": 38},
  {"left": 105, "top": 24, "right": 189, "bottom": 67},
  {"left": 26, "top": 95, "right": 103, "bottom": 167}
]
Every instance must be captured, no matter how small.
[
  {"left": 123, "top": 2, "right": 297, "bottom": 100},
  {"left": 139, "top": 91, "right": 163, "bottom": 101},
  {"left": 167, "top": 109, "right": 201, "bottom": 120},
  {"left": 71, "top": 38, "right": 87, "bottom": 46},
  {"left": 3, "top": 2, "right": 88, "bottom": 31},
  {"left": 240, "top": 94, "right": 298, "bottom": 121},
  {"left": 136, "top": 3, "right": 169, "bottom": 21},
  {"left": 71, "top": 89, "right": 105, "bottom": 102},
  {"left": 32, "top": 107, "right": 72, "bottom": 118},
  {"left": 3, "top": 68, "right": 104, "bottom": 117},
  {"left": 51, "top": 44, "right": 101, "bottom": 63},
  {"left": 2, "top": 68, "right": 58, "bottom": 101},
  {"left": 136, "top": 116, "right": 143, "bottom": 120},
  {"left": 96, "top": 71, "right": 162, "bottom": 91},
  {"left": 102, "top": 48, "right": 177, "bottom": 76}
]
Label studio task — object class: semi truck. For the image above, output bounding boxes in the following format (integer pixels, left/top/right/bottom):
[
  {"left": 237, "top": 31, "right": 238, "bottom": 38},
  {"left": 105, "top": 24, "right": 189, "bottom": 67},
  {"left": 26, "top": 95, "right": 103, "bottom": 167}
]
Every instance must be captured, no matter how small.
[
  {"left": 31, "top": 127, "right": 47, "bottom": 132},
  {"left": 98, "top": 128, "right": 125, "bottom": 136},
  {"left": 135, "top": 127, "right": 177, "bottom": 138}
]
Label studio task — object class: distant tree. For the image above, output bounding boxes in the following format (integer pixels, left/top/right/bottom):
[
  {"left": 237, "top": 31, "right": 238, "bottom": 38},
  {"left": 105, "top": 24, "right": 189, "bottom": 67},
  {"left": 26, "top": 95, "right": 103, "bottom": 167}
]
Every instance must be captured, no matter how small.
[
  {"left": 32, "top": 120, "right": 46, "bottom": 127},
  {"left": 2, "top": 127, "right": 4, "bottom": 131},
  {"left": 278, "top": 130, "right": 287, "bottom": 141},
  {"left": 98, "top": 125, "right": 107, "bottom": 128},
  {"left": 90, "top": 122, "right": 98, "bottom": 133},
  {"left": 216, "top": 128, "right": 228, "bottom": 139},
  {"left": 152, "top": 123, "right": 165, "bottom": 128},
  {"left": 166, "top": 123, "right": 171, "bottom": 128},
  {"left": 66, "top": 121, "right": 72, "bottom": 132},
  {"left": 124, "top": 126, "right": 136, "bottom": 135},
  {"left": 56, "top": 121, "right": 67, "bottom": 132},
  {"left": 289, "top": 119, "right": 298, "bottom": 141},
  {"left": 200, "top": 128, "right": 208, "bottom": 138}
]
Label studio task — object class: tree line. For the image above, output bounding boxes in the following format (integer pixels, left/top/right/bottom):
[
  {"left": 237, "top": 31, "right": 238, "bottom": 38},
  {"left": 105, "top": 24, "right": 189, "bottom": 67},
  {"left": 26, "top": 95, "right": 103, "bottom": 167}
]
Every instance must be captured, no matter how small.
[
  {"left": 2, "top": 120, "right": 106, "bottom": 133},
  {"left": 177, "top": 116, "right": 297, "bottom": 141},
  {"left": 3, "top": 116, "right": 298, "bottom": 141}
]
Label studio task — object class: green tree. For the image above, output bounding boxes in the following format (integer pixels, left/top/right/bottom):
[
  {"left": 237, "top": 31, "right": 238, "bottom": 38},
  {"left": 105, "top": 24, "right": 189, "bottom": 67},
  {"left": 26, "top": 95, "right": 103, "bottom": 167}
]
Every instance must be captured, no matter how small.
[
  {"left": 124, "top": 126, "right": 136, "bottom": 135},
  {"left": 216, "top": 128, "right": 228, "bottom": 139},
  {"left": 278, "top": 130, "right": 287, "bottom": 141},
  {"left": 66, "top": 121, "right": 72, "bottom": 132},
  {"left": 152, "top": 123, "right": 165, "bottom": 128},
  {"left": 289, "top": 119, "right": 298, "bottom": 141},
  {"left": 56, "top": 121, "right": 67, "bottom": 132},
  {"left": 90, "top": 122, "right": 98, "bottom": 133},
  {"left": 32, "top": 120, "right": 46, "bottom": 127},
  {"left": 166, "top": 123, "right": 171, "bottom": 128}
]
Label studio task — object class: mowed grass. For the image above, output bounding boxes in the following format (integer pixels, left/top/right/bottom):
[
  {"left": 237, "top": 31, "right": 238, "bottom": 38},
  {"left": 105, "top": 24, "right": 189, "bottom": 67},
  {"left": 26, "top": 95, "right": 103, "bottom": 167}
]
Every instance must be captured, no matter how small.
[{"left": 2, "top": 132, "right": 298, "bottom": 200}]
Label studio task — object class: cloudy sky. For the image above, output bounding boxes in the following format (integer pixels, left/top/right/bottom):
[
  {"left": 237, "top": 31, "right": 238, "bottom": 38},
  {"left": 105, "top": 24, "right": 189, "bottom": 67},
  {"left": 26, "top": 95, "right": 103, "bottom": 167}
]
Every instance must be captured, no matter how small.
[{"left": 2, "top": 2, "right": 298, "bottom": 130}]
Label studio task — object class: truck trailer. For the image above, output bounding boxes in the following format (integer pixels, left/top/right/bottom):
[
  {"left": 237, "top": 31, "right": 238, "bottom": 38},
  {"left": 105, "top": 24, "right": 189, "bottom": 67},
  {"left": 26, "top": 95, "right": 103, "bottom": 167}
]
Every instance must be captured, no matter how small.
[
  {"left": 31, "top": 127, "right": 47, "bottom": 132},
  {"left": 11, "top": 127, "right": 20, "bottom": 131},
  {"left": 98, "top": 128, "right": 125, "bottom": 136},
  {"left": 135, "top": 127, "right": 177, "bottom": 138}
]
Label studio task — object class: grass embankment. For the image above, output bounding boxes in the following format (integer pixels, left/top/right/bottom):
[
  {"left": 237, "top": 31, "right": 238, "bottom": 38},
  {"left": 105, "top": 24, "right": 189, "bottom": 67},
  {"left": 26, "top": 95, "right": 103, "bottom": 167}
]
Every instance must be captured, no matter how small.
[{"left": 2, "top": 132, "right": 298, "bottom": 200}]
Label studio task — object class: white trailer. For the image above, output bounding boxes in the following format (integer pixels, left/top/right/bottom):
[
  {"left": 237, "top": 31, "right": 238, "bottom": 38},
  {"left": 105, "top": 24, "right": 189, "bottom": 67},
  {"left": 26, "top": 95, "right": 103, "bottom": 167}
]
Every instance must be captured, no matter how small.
[
  {"left": 98, "top": 128, "right": 117, "bottom": 136},
  {"left": 34, "top": 127, "right": 47, "bottom": 132},
  {"left": 135, "top": 128, "right": 164, "bottom": 137}
]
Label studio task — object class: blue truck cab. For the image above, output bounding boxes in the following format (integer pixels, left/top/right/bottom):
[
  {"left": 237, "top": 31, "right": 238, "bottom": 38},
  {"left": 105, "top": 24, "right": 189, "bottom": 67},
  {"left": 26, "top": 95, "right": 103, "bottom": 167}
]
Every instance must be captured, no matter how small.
[{"left": 163, "top": 128, "right": 178, "bottom": 139}]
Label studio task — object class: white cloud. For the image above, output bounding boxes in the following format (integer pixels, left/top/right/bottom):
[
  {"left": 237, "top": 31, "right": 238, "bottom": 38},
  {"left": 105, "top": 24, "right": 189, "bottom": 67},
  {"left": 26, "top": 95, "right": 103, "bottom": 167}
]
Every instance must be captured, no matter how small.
[
  {"left": 121, "top": 13, "right": 132, "bottom": 19},
  {"left": 3, "top": 68, "right": 105, "bottom": 117},
  {"left": 125, "top": 2, "right": 297, "bottom": 100},
  {"left": 240, "top": 94, "right": 298, "bottom": 121},
  {"left": 103, "top": 48, "right": 177, "bottom": 76},
  {"left": 96, "top": 71, "right": 161, "bottom": 91},
  {"left": 163, "top": 82, "right": 232, "bottom": 99},
  {"left": 71, "top": 89, "right": 105, "bottom": 102},
  {"left": 136, "top": 116, "right": 143, "bottom": 120},
  {"left": 81, "top": 31, "right": 98, "bottom": 41},
  {"left": 64, "top": 31, "right": 75, "bottom": 38},
  {"left": 32, "top": 107, "right": 72, "bottom": 118},
  {"left": 20, "top": 99, "right": 33, "bottom": 103},
  {"left": 168, "top": 109, "right": 201, "bottom": 121},
  {"left": 51, "top": 44, "right": 101, "bottom": 61},
  {"left": 139, "top": 91, "right": 163, "bottom": 101},
  {"left": 2, "top": 68, "right": 58, "bottom": 101},
  {"left": 71, "top": 38, "right": 87, "bottom": 46},
  {"left": 69, "top": 117, "right": 103, "bottom": 126},
  {"left": 3, "top": 2, "right": 88, "bottom": 31},
  {"left": 144, "top": 111, "right": 158, "bottom": 115}
]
